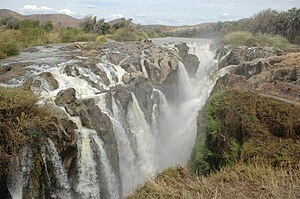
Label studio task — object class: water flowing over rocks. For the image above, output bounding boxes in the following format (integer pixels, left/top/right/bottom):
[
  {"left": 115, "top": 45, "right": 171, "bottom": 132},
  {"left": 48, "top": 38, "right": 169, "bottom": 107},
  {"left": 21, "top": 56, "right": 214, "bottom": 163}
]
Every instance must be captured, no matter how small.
[{"left": 0, "top": 38, "right": 230, "bottom": 198}]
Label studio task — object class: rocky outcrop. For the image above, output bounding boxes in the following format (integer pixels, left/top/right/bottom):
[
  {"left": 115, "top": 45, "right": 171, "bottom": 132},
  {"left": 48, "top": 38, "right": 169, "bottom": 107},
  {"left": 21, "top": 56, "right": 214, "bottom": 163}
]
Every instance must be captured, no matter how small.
[
  {"left": 40, "top": 72, "right": 59, "bottom": 90},
  {"left": 175, "top": 43, "right": 199, "bottom": 77},
  {"left": 217, "top": 46, "right": 284, "bottom": 69}
]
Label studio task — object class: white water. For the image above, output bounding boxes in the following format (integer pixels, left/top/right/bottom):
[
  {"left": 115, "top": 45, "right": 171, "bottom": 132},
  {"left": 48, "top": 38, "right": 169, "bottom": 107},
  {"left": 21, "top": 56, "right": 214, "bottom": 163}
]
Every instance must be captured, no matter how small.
[
  {"left": 2, "top": 39, "right": 232, "bottom": 198},
  {"left": 7, "top": 147, "right": 33, "bottom": 199},
  {"left": 111, "top": 97, "right": 140, "bottom": 196},
  {"left": 127, "top": 93, "right": 157, "bottom": 179},
  {"left": 47, "top": 138, "right": 71, "bottom": 199},
  {"left": 75, "top": 119, "right": 100, "bottom": 199},
  {"left": 91, "top": 134, "right": 120, "bottom": 199}
]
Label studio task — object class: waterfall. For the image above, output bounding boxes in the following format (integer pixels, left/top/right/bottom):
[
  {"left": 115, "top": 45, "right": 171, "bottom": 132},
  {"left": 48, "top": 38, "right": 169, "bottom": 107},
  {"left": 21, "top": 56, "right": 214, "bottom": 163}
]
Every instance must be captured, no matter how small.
[
  {"left": 41, "top": 146, "right": 52, "bottom": 195},
  {"left": 76, "top": 124, "right": 100, "bottom": 199},
  {"left": 47, "top": 138, "right": 71, "bottom": 199},
  {"left": 127, "top": 93, "right": 156, "bottom": 178},
  {"left": 140, "top": 52, "right": 149, "bottom": 78},
  {"left": 7, "top": 147, "right": 33, "bottom": 199},
  {"left": 90, "top": 134, "right": 120, "bottom": 199},
  {"left": 177, "top": 61, "right": 194, "bottom": 100},
  {"left": 2, "top": 38, "right": 233, "bottom": 198},
  {"left": 111, "top": 97, "right": 140, "bottom": 196}
]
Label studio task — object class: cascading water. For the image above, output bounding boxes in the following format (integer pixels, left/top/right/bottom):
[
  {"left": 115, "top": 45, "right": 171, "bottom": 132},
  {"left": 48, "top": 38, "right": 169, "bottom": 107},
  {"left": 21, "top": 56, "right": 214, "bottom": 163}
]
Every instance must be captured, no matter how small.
[
  {"left": 127, "top": 93, "right": 157, "bottom": 179},
  {"left": 90, "top": 134, "right": 120, "bottom": 199},
  {"left": 75, "top": 119, "right": 101, "bottom": 199},
  {"left": 7, "top": 147, "right": 33, "bottom": 199},
  {"left": 47, "top": 138, "right": 71, "bottom": 199},
  {"left": 2, "top": 38, "right": 232, "bottom": 199},
  {"left": 111, "top": 97, "right": 140, "bottom": 196}
]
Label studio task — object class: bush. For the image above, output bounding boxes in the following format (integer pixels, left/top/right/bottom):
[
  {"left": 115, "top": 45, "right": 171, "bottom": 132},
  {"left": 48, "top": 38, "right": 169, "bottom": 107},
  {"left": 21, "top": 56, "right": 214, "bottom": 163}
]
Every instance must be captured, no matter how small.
[
  {"left": 223, "top": 31, "right": 253, "bottom": 46},
  {"left": 247, "top": 34, "right": 291, "bottom": 49},
  {"left": 96, "top": 35, "right": 108, "bottom": 44},
  {"left": 113, "top": 28, "right": 148, "bottom": 41},
  {"left": 0, "top": 87, "right": 51, "bottom": 175},
  {"left": 223, "top": 31, "right": 291, "bottom": 49},
  {"left": 0, "top": 30, "right": 20, "bottom": 59}
]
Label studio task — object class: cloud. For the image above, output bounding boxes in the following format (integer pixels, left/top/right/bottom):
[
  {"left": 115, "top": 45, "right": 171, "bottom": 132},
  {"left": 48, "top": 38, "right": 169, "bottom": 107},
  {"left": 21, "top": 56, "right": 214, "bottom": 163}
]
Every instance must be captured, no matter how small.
[
  {"left": 20, "top": 5, "right": 77, "bottom": 17},
  {"left": 59, "top": 9, "right": 76, "bottom": 15},
  {"left": 104, "top": 13, "right": 124, "bottom": 21},
  {"left": 22, "top": 5, "right": 54, "bottom": 12},
  {"left": 87, "top": 4, "right": 98, "bottom": 9}
]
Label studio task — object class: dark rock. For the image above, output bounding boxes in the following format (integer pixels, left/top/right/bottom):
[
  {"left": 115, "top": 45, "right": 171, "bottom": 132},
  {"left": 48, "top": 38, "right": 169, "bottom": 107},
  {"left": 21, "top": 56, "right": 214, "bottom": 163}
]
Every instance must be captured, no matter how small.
[
  {"left": 175, "top": 43, "right": 199, "bottom": 77},
  {"left": 39, "top": 72, "right": 59, "bottom": 90},
  {"left": 0, "top": 65, "right": 12, "bottom": 75},
  {"left": 114, "top": 85, "right": 133, "bottom": 112}
]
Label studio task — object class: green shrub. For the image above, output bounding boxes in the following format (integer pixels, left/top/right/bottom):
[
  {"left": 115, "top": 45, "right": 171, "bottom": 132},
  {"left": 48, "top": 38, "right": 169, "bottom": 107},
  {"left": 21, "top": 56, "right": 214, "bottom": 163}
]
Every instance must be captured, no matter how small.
[
  {"left": 113, "top": 28, "right": 148, "bottom": 41},
  {"left": 223, "top": 31, "right": 253, "bottom": 46},
  {"left": 247, "top": 34, "right": 291, "bottom": 49},
  {"left": 96, "top": 35, "right": 108, "bottom": 44},
  {"left": 0, "top": 30, "right": 20, "bottom": 59},
  {"left": 223, "top": 31, "right": 291, "bottom": 49}
]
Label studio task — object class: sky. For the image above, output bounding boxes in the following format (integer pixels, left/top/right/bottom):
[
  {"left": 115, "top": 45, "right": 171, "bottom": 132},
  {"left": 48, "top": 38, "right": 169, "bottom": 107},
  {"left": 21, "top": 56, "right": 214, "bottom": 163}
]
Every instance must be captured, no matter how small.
[{"left": 0, "top": 0, "right": 299, "bottom": 25}]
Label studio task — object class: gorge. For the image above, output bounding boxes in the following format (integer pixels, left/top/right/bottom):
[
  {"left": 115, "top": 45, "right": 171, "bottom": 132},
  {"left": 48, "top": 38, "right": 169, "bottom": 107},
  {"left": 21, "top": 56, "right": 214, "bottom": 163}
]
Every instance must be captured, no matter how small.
[{"left": 0, "top": 38, "right": 230, "bottom": 198}]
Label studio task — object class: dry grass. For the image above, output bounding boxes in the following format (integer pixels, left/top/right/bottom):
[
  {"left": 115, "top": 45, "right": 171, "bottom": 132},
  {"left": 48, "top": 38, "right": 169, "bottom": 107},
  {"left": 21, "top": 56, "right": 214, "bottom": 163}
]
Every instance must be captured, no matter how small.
[
  {"left": 0, "top": 86, "right": 51, "bottom": 175},
  {"left": 128, "top": 164, "right": 300, "bottom": 199}
]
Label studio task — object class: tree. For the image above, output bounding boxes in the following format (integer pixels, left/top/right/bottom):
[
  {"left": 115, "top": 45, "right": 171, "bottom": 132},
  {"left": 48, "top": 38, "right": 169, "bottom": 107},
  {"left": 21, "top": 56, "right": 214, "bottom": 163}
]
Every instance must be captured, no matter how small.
[
  {"left": 43, "top": 21, "right": 54, "bottom": 32},
  {"left": 94, "top": 19, "right": 110, "bottom": 34},
  {"left": 80, "top": 15, "right": 96, "bottom": 32}
]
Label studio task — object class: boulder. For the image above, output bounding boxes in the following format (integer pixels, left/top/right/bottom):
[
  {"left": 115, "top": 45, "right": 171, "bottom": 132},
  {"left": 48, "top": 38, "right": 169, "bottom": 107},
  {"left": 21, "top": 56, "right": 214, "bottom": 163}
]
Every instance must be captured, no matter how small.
[
  {"left": 39, "top": 72, "right": 59, "bottom": 90},
  {"left": 175, "top": 43, "right": 199, "bottom": 77}
]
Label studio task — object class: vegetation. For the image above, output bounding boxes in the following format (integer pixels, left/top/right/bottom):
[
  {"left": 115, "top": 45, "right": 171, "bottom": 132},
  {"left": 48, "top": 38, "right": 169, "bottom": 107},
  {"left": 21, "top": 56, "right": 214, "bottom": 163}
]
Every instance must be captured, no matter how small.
[
  {"left": 223, "top": 31, "right": 291, "bottom": 49},
  {"left": 0, "top": 15, "right": 164, "bottom": 59},
  {"left": 167, "top": 8, "right": 300, "bottom": 44},
  {"left": 190, "top": 90, "right": 300, "bottom": 175},
  {"left": 0, "top": 87, "right": 51, "bottom": 175},
  {"left": 129, "top": 90, "right": 300, "bottom": 198}
]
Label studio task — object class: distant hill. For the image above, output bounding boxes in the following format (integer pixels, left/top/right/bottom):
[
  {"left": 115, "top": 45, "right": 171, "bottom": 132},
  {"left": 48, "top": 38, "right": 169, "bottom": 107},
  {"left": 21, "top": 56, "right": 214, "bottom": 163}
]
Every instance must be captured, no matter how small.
[{"left": 0, "top": 9, "right": 80, "bottom": 28}]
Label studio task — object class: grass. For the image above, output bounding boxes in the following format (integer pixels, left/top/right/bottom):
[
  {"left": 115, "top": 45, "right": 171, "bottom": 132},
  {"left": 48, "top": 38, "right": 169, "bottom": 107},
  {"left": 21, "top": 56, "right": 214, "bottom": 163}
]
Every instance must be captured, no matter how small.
[
  {"left": 223, "top": 31, "right": 291, "bottom": 49},
  {"left": 0, "top": 86, "right": 51, "bottom": 175},
  {"left": 129, "top": 90, "right": 300, "bottom": 199},
  {"left": 112, "top": 27, "right": 148, "bottom": 41},
  {"left": 128, "top": 164, "right": 300, "bottom": 199},
  {"left": 223, "top": 31, "right": 253, "bottom": 46},
  {"left": 190, "top": 90, "right": 300, "bottom": 174}
]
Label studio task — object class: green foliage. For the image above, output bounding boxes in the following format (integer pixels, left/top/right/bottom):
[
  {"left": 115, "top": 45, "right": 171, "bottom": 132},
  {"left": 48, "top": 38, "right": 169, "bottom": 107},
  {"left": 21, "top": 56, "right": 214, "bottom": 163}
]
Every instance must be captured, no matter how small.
[
  {"left": 247, "top": 34, "right": 291, "bottom": 49},
  {"left": 0, "top": 29, "right": 20, "bottom": 59},
  {"left": 80, "top": 15, "right": 110, "bottom": 34},
  {"left": 43, "top": 21, "right": 54, "bottom": 32},
  {"left": 96, "top": 35, "right": 108, "bottom": 44},
  {"left": 113, "top": 27, "right": 148, "bottom": 41},
  {"left": 190, "top": 90, "right": 300, "bottom": 176},
  {"left": 223, "top": 31, "right": 253, "bottom": 46},
  {"left": 223, "top": 31, "right": 291, "bottom": 49}
]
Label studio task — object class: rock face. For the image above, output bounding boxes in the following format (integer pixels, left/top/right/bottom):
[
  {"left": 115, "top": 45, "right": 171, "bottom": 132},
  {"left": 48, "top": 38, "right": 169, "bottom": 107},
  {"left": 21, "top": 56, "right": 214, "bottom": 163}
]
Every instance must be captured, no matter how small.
[
  {"left": 55, "top": 88, "right": 78, "bottom": 116},
  {"left": 175, "top": 43, "right": 199, "bottom": 77},
  {"left": 216, "top": 46, "right": 284, "bottom": 69},
  {"left": 40, "top": 72, "right": 59, "bottom": 90}
]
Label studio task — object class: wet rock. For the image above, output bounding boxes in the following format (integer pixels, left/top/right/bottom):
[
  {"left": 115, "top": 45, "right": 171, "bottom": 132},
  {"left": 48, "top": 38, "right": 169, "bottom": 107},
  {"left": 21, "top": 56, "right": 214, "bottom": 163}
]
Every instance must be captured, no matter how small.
[
  {"left": 0, "top": 65, "right": 12, "bottom": 75},
  {"left": 55, "top": 88, "right": 79, "bottom": 116},
  {"left": 235, "top": 60, "right": 266, "bottom": 79},
  {"left": 107, "top": 52, "right": 127, "bottom": 65},
  {"left": 78, "top": 98, "right": 120, "bottom": 180},
  {"left": 114, "top": 85, "right": 133, "bottom": 112},
  {"left": 175, "top": 43, "right": 199, "bottom": 77},
  {"left": 217, "top": 46, "right": 284, "bottom": 69},
  {"left": 122, "top": 73, "right": 131, "bottom": 84},
  {"left": 39, "top": 72, "right": 59, "bottom": 90}
]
